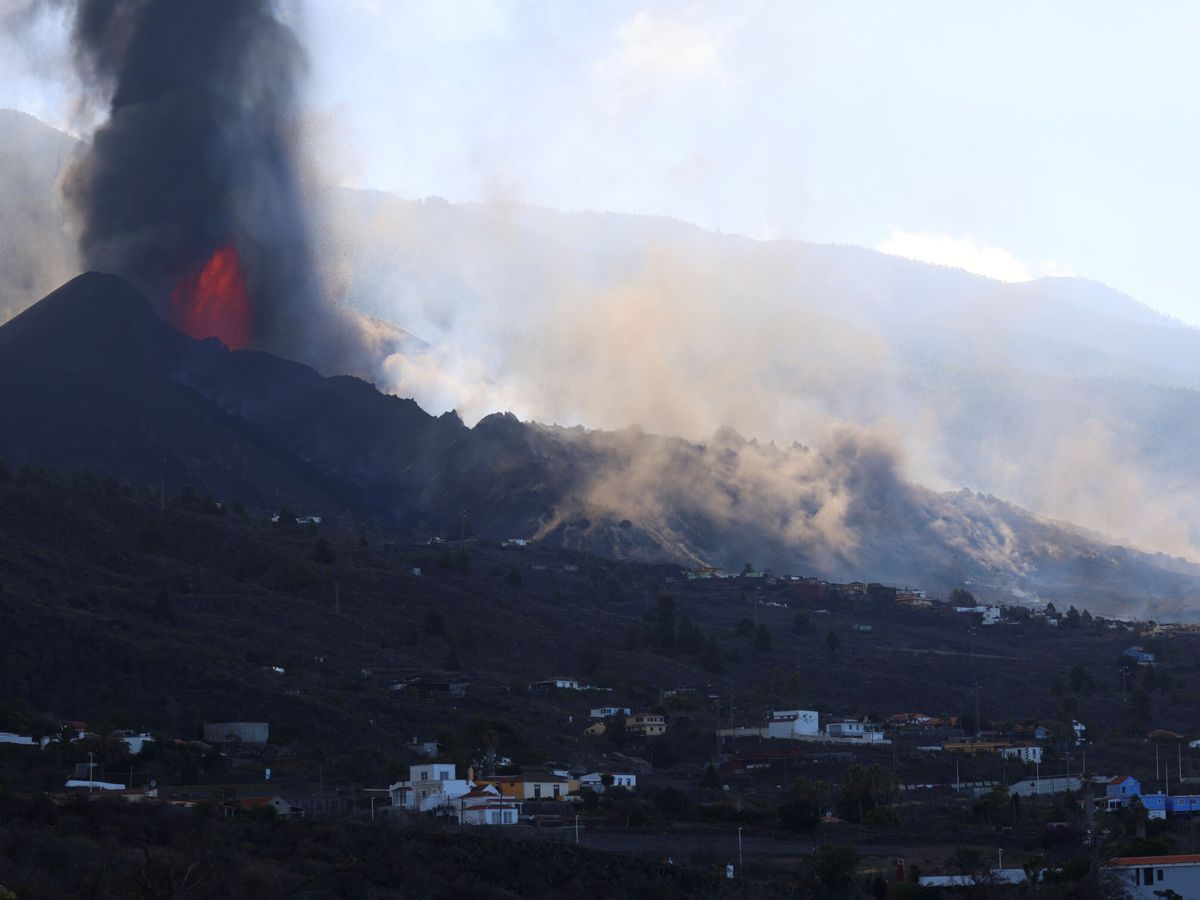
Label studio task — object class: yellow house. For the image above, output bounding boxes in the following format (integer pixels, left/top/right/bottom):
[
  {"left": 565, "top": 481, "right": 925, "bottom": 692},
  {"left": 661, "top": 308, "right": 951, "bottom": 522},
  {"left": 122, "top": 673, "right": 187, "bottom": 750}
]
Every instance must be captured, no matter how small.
[
  {"left": 584, "top": 722, "right": 607, "bottom": 737},
  {"left": 482, "top": 773, "right": 578, "bottom": 801},
  {"left": 626, "top": 713, "right": 667, "bottom": 737}
]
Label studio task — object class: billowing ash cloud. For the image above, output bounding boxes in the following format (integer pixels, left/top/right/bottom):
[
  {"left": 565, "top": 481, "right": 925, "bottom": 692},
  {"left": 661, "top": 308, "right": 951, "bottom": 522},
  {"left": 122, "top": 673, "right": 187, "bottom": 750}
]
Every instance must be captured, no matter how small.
[{"left": 57, "top": 0, "right": 360, "bottom": 371}]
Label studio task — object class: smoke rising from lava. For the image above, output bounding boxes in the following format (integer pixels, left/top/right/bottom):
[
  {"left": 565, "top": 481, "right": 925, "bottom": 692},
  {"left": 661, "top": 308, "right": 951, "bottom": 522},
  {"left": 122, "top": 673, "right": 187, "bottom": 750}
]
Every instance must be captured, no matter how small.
[{"left": 47, "top": 0, "right": 362, "bottom": 372}]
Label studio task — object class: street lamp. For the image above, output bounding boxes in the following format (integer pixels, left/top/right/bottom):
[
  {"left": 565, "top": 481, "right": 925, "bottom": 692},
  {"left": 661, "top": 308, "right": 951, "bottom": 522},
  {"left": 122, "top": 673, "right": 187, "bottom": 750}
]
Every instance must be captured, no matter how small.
[{"left": 737, "top": 826, "right": 743, "bottom": 870}]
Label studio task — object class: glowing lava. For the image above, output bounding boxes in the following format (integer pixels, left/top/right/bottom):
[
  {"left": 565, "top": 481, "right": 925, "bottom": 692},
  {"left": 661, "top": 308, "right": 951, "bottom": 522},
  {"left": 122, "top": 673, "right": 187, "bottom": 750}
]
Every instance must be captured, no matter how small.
[{"left": 171, "top": 243, "right": 251, "bottom": 349}]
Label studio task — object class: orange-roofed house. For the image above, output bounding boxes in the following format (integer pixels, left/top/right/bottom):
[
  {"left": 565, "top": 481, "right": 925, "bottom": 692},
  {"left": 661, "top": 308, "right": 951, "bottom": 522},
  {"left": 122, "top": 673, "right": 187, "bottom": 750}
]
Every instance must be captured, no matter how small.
[{"left": 1103, "top": 854, "right": 1200, "bottom": 897}]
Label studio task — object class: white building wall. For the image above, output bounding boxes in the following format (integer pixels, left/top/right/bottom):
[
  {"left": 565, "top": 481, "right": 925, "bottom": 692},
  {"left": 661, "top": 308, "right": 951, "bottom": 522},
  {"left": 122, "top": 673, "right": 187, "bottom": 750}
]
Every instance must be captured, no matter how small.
[
  {"left": 1107, "top": 862, "right": 1200, "bottom": 898},
  {"left": 768, "top": 710, "right": 819, "bottom": 738}
]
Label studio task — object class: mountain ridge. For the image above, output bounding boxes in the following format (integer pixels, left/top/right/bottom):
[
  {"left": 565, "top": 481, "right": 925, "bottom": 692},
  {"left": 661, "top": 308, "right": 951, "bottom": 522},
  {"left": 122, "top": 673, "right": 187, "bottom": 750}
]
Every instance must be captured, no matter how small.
[{"left": 4, "top": 271, "right": 1200, "bottom": 618}]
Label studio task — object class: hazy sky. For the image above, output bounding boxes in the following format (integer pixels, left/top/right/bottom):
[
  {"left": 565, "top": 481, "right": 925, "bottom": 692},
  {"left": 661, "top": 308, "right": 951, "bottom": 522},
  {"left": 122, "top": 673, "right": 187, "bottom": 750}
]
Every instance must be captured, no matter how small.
[{"left": 4, "top": 0, "right": 1200, "bottom": 325}]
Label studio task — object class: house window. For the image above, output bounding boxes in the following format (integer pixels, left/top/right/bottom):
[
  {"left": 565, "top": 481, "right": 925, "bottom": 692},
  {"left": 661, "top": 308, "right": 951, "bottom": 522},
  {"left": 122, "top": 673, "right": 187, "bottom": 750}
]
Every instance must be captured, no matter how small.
[
  {"left": 553, "top": 785, "right": 561, "bottom": 798},
  {"left": 1158, "top": 869, "right": 1164, "bottom": 881},
  {"left": 534, "top": 784, "right": 542, "bottom": 798},
  {"left": 1143, "top": 867, "right": 1154, "bottom": 885}
]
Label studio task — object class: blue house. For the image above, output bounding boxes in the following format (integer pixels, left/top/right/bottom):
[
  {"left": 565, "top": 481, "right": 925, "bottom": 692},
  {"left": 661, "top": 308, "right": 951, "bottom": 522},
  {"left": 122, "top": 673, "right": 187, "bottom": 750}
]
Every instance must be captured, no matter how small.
[
  {"left": 1105, "top": 775, "right": 1143, "bottom": 810},
  {"left": 1123, "top": 646, "right": 1156, "bottom": 664}
]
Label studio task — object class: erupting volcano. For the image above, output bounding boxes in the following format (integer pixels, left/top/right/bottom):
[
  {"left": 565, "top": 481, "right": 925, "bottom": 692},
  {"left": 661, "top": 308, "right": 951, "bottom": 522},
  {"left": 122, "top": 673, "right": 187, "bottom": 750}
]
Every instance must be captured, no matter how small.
[{"left": 170, "top": 244, "right": 251, "bottom": 349}]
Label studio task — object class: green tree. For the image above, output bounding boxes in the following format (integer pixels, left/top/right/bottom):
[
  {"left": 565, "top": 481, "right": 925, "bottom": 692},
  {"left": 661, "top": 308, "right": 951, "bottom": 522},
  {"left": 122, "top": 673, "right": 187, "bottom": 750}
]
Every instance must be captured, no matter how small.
[
  {"left": 505, "top": 567, "right": 523, "bottom": 587},
  {"left": 676, "top": 615, "right": 705, "bottom": 654},
  {"left": 424, "top": 611, "right": 446, "bottom": 637},
  {"left": 735, "top": 616, "right": 754, "bottom": 638},
  {"left": 1065, "top": 605, "right": 1081, "bottom": 628},
  {"left": 813, "top": 844, "right": 858, "bottom": 893},
  {"left": 792, "top": 612, "right": 812, "bottom": 634},
  {"left": 311, "top": 537, "right": 336, "bottom": 564},
  {"left": 138, "top": 516, "right": 166, "bottom": 553},
  {"left": 752, "top": 622, "right": 773, "bottom": 651},
  {"left": 653, "top": 596, "right": 676, "bottom": 649},
  {"left": 1069, "top": 664, "right": 1093, "bottom": 696},
  {"left": 826, "top": 629, "right": 841, "bottom": 657},
  {"left": 700, "top": 764, "right": 720, "bottom": 790},
  {"left": 1129, "top": 687, "right": 1152, "bottom": 728},
  {"left": 949, "top": 587, "right": 975, "bottom": 605},
  {"left": 153, "top": 587, "right": 175, "bottom": 623},
  {"left": 839, "top": 764, "right": 896, "bottom": 823},
  {"left": 948, "top": 846, "right": 986, "bottom": 876},
  {"left": 700, "top": 636, "right": 724, "bottom": 673},
  {"left": 577, "top": 640, "right": 603, "bottom": 676}
]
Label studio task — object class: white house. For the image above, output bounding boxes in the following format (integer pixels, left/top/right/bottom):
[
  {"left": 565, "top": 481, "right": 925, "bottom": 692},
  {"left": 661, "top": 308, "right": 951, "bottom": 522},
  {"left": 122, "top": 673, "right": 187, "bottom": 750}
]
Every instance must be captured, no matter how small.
[
  {"left": 0, "top": 732, "right": 38, "bottom": 747},
  {"left": 766, "top": 709, "right": 820, "bottom": 738},
  {"left": 981, "top": 606, "right": 1002, "bottom": 626},
  {"left": 1008, "top": 775, "right": 1083, "bottom": 797},
  {"left": 824, "top": 720, "right": 886, "bottom": 742},
  {"left": 533, "top": 677, "right": 581, "bottom": 693},
  {"left": 590, "top": 707, "right": 631, "bottom": 719},
  {"left": 65, "top": 779, "right": 125, "bottom": 791},
  {"left": 579, "top": 772, "right": 637, "bottom": 792},
  {"left": 999, "top": 744, "right": 1043, "bottom": 764},
  {"left": 407, "top": 763, "right": 473, "bottom": 812},
  {"left": 452, "top": 784, "right": 520, "bottom": 825},
  {"left": 116, "top": 732, "right": 155, "bottom": 755},
  {"left": 1103, "top": 854, "right": 1200, "bottom": 898}
]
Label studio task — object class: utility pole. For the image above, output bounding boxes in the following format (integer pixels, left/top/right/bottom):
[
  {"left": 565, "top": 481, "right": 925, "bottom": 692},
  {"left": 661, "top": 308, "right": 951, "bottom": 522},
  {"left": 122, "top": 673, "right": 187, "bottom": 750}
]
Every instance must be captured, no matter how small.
[{"left": 967, "top": 626, "right": 982, "bottom": 737}]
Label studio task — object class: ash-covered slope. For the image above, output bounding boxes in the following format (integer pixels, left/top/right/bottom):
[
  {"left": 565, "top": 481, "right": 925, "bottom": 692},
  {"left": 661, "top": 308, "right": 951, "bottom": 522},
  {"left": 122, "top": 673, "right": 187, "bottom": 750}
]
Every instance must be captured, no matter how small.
[{"left": 4, "top": 272, "right": 1200, "bottom": 616}]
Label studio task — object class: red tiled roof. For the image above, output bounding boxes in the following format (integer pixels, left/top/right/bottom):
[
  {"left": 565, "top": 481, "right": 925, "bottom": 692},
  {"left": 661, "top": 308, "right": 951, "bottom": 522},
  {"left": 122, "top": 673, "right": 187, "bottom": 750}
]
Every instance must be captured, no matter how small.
[
  {"left": 1109, "top": 854, "right": 1200, "bottom": 866},
  {"left": 238, "top": 796, "right": 280, "bottom": 809}
]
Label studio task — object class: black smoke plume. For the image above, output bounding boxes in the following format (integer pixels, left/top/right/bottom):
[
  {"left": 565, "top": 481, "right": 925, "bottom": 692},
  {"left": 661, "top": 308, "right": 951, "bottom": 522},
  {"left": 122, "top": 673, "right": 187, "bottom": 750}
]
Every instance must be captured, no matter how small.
[{"left": 58, "top": 0, "right": 356, "bottom": 369}]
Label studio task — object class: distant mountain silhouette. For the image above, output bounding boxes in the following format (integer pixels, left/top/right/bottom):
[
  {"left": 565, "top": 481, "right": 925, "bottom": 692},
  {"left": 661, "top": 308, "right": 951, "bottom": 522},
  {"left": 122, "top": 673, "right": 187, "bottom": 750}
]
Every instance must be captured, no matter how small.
[{"left": 4, "top": 271, "right": 1200, "bottom": 617}]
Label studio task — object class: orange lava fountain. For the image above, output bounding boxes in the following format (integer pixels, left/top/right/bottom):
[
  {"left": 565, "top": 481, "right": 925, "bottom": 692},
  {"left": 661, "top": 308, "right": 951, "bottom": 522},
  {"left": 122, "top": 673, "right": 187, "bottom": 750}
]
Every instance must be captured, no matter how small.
[{"left": 170, "top": 243, "right": 251, "bottom": 349}]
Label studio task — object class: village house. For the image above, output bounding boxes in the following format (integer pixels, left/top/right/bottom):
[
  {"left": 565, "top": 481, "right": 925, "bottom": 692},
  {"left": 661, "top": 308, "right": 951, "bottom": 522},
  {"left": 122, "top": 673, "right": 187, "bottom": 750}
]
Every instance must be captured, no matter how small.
[
  {"left": 626, "top": 712, "right": 667, "bottom": 738},
  {"left": 1123, "top": 646, "right": 1157, "bottom": 665},
  {"left": 1008, "top": 775, "right": 1085, "bottom": 797},
  {"left": 583, "top": 722, "right": 607, "bottom": 737},
  {"left": 202, "top": 722, "right": 268, "bottom": 745},
  {"left": 452, "top": 784, "right": 520, "bottom": 825},
  {"left": 589, "top": 706, "right": 631, "bottom": 719},
  {"left": 998, "top": 744, "right": 1044, "bottom": 764},
  {"left": 114, "top": 731, "right": 154, "bottom": 754},
  {"left": 1104, "top": 775, "right": 1143, "bottom": 810},
  {"left": 397, "top": 674, "right": 468, "bottom": 699},
  {"left": 579, "top": 772, "right": 637, "bottom": 793},
  {"left": 823, "top": 719, "right": 886, "bottom": 742},
  {"left": 887, "top": 712, "right": 956, "bottom": 729},
  {"left": 407, "top": 736, "right": 441, "bottom": 758},
  {"left": 484, "top": 772, "right": 576, "bottom": 801},
  {"left": 403, "top": 763, "right": 474, "bottom": 812},
  {"left": 0, "top": 732, "right": 39, "bottom": 747},
  {"left": 1103, "top": 854, "right": 1200, "bottom": 898},
  {"left": 766, "top": 709, "right": 820, "bottom": 739},
  {"left": 943, "top": 740, "right": 1013, "bottom": 755},
  {"left": 1011, "top": 722, "right": 1050, "bottom": 741},
  {"left": 532, "top": 677, "right": 581, "bottom": 693},
  {"left": 234, "top": 795, "right": 302, "bottom": 818}
]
